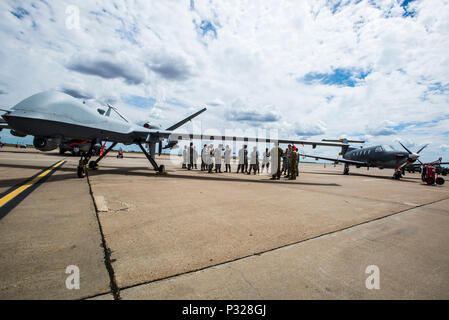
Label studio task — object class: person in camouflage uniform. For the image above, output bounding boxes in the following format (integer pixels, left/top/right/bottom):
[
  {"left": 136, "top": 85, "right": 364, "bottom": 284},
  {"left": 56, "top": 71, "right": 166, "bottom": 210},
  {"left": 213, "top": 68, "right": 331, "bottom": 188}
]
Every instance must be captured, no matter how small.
[
  {"left": 288, "top": 146, "right": 299, "bottom": 180},
  {"left": 285, "top": 144, "right": 293, "bottom": 178},
  {"left": 282, "top": 147, "right": 288, "bottom": 175}
]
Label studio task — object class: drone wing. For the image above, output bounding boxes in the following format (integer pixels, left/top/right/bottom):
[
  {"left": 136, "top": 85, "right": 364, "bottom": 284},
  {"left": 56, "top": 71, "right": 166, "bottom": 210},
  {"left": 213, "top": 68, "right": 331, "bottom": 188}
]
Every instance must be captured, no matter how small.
[{"left": 167, "top": 133, "right": 349, "bottom": 148}]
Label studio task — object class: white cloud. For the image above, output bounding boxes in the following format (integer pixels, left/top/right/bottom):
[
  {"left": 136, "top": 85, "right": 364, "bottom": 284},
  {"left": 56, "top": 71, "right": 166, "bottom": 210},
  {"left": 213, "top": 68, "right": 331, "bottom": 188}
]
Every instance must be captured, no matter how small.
[
  {"left": 207, "top": 98, "right": 225, "bottom": 107},
  {"left": 366, "top": 120, "right": 397, "bottom": 136},
  {"left": 0, "top": 0, "right": 448, "bottom": 162}
]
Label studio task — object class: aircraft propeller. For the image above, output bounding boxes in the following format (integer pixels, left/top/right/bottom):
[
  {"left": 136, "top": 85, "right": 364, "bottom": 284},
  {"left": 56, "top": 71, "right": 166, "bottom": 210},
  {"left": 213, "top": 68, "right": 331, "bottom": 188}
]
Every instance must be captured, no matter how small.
[{"left": 398, "top": 141, "right": 428, "bottom": 165}]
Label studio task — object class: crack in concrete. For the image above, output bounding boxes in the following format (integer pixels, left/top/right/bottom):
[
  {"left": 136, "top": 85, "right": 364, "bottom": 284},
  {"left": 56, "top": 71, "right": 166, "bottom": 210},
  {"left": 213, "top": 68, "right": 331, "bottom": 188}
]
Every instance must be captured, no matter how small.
[
  {"left": 86, "top": 172, "right": 121, "bottom": 300},
  {"left": 115, "top": 195, "right": 449, "bottom": 294}
]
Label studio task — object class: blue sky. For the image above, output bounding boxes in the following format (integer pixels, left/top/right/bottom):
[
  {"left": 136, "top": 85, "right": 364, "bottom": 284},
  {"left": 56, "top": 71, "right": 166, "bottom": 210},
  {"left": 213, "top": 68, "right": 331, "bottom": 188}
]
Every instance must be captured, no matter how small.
[
  {"left": 302, "top": 68, "right": 371, "bottom": 87},
  {"left": 0, "top": 0, "right": 449, "bottom": 161},
  {"left": 400, "top": 0, "right": 416, "bottom": 17},
  {"left": 122, "top": 95, "right": 156, "bottom": 109}
]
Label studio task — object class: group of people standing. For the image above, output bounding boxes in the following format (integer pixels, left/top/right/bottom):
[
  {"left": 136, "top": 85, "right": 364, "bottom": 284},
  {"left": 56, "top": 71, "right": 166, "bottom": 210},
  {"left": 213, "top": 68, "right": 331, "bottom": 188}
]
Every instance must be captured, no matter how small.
[
  {"left": 235, "top": 145, "right": 271, "bottom": 175},
  {"left": 200, "top": 143, "right": 231, "bottom": 173},
  {"left": 181, "top": 143, "right": 199, "bottom": 170},
  {"left": 270, "top": 144, "right": 299, "bottom": 180},
  {"left": 180, "top": 143, "right": 232, "bottom": 173},
  {"left": 181, "top": 143, "right": 299, "bottom": 180}
]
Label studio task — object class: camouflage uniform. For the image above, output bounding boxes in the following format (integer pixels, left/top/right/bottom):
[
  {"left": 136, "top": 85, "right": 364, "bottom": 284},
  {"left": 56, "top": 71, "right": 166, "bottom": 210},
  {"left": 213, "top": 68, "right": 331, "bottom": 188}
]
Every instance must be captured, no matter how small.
[
  {"left": 285, "top": 147, "right": 292, "bottom": 177},
  {"left": 289, "top": 150, "right": 298, "bottom": 180}
]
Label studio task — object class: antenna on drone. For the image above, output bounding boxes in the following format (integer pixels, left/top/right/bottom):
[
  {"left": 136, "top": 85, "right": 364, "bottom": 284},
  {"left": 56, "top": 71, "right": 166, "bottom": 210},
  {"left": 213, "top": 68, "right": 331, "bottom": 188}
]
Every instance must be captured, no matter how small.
[{"left": 106, "top": 104, "right": 129, "bottom": 123}]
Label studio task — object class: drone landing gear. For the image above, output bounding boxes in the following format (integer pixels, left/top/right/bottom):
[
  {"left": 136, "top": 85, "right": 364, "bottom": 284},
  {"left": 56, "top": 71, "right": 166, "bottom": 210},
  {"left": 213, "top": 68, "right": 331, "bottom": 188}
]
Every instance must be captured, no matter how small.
[
  {"left": 88, "top": 142, "right": 118, "bottom": 170},
  {"left": 77, "top": 146, "right": 93, "bottom": 178},
  {"left": 343, "top": 164, "right": 349, "bottom": 175},
  {"left": 76, "top": 141, "right": 118, "bottom": 178},
  {"left": 136, "top": 141, "right": 166, "bottom": 174}
]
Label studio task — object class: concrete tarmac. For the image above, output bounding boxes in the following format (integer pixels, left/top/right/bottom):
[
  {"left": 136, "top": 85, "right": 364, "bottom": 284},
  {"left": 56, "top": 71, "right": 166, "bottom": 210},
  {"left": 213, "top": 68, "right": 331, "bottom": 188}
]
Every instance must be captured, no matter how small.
[
  {"left": 0, "top": 147, "right": 448, "bottom": 299},
  {"left": 0, "top": 149, "right": 110, "bottom": 299}
]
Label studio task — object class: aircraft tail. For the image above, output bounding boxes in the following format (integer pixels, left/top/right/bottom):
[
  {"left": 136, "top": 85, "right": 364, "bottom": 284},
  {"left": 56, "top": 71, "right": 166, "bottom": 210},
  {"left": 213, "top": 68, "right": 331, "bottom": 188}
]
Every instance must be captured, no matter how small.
[
  {"left": 165, "top": 107, "right": 207, "bottom": 131},
  {"left": 322, "top": 138, "right": 364, "bottom": 156}
]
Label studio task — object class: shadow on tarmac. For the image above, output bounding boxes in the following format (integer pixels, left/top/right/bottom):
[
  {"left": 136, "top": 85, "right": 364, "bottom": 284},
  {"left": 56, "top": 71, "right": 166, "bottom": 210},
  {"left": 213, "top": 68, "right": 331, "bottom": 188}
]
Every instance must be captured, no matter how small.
[
  {"left": 88, "top": 166, "right": 342, "bottom": 187},
  {"left": 0, "top": 149, "right": 62, "bottom": 157},
  {"left": 0, "top": 163, "right": 341, "bottom": 187},
  {"left": 0, "top": 161, "right": 424, "bottom": 188},
  {"left": 0, "top": 163, "right": 78, "bottom": 188},
  {"left": 304, "top": 170, "right": 421, "bottom": 182}
]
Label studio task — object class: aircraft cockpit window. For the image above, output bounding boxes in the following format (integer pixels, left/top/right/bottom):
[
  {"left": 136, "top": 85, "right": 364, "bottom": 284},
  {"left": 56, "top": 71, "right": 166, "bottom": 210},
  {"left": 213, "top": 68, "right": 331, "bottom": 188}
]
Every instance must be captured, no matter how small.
[
  {"left": 375, "top": 146, "right": 383, "bottom": 152},
  {"left": 382, "top": 145, "right": 395, "bottom": 151},
  {"left": 97, "top": 108, "right": 106, "bottom": 115}
]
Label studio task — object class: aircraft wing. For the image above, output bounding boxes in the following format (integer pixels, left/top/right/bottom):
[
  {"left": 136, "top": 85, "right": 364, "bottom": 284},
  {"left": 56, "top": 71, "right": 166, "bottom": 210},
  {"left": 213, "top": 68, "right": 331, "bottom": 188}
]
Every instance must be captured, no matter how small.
[
  {"left": 130, "top": 105, "right": 349, "bottom": 149},
  {"left": 130, "top": 129, "right": 351, "bottom": 150},
  {"left": 299, "top": 153, "right": 367, "bottom": 166},
  {"left": 168, "top": 133, "right": 349, "bottom": 148}
]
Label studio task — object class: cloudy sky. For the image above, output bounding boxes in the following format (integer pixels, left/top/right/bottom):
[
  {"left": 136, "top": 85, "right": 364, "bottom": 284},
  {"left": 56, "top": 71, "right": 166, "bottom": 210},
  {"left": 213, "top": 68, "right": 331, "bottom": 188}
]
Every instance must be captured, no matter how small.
[{"left": 0, "top": 0, "right": 448, "bottom": 161}]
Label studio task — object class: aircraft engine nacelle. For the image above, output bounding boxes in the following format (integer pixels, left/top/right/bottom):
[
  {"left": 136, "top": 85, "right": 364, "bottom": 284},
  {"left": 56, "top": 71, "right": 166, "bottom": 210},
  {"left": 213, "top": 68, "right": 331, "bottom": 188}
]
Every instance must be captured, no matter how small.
[
  {"left": 33, "top": 136, "right": 60, "bottom": 151},
  {"left": 10, "top": 129, "right": 27, "bottom": 137}
]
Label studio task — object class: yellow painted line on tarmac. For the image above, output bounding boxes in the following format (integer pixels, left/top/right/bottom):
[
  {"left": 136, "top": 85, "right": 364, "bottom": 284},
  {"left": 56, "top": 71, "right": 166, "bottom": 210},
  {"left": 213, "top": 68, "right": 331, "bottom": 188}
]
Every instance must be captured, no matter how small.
[{"left": 0, "top": 160, "right": 65, "bottom": 208}]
